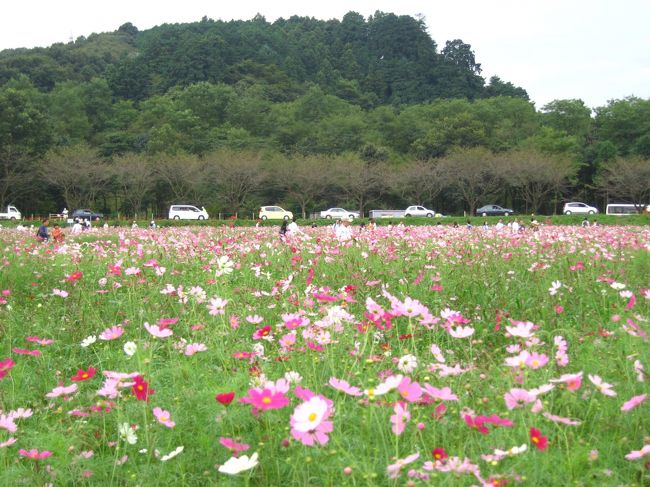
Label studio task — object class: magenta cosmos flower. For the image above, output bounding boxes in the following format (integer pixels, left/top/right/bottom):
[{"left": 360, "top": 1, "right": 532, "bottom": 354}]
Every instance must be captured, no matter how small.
[
  {"left": 19, "top": 449, "right": 53, "bottom": 459},
  {"left": 240, "top": 388, "right": 289, "bottom": 412},
  {"left": 99, "top": 326, "right": 124, "bottom": 341}
]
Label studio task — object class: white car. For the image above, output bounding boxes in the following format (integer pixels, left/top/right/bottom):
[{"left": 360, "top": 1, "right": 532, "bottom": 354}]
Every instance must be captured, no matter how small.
[
  {"left": 404, "top": 205, "right": 436, "bottom": 217},
  {"left": 563, "top": 202, "right": 598, "bottom": 215},
  {"left": 320, "top": 208, "right": 360, "bottom": 220},
  {"left": 168, "top": 205, "right": 209, "bottom": 220}
]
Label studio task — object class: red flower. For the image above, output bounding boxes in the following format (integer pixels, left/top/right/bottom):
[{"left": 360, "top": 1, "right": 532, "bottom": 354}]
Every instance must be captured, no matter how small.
[
  {"left": 530, "top": 427, "right": 548, "bottom": 450},
  {"left": 67, "top": 271, "right": 83, "bottom": 282},
  {"left": 432, "top": 448, "right": 448, "bottom": 461},
  {"left": 132, "top": 375, "right": 155, "bottom": 401},
  {"left": 71, "top": 367, "right": 97, "bottom": 381},
  {"left": 215, "top": 392, "right": 235, "bottom": 406}
]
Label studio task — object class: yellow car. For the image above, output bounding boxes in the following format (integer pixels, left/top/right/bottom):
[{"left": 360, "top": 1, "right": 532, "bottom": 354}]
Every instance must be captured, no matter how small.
[{"left": 259, "top": 206, "right": 293, "bottom": 221}]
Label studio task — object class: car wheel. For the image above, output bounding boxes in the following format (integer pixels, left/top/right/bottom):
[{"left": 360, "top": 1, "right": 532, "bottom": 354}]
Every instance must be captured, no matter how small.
[
  {"left": 283, "top": 215, "right": 290, "bottom": 221},
  {"left": 173, "top": 216, "right": 180, "bottom": 220},
  {"left": 10, "top": 217, "right": 16, "bottom": 220},
  {"left": 588, "top": 210, "right": 595, "bottom": 215},
  {"left": 405, "top": 214, "right": 411, "bottom": 217},
  {"left": 198, "top": 215, "right": 205, "bottom": 220},
  {"left": 261, "top": 216, "right": 267, "bottom": 220},
  {"left": 426, "top": 213, "right": 433, "bottom": 218},
  {"left": 504, "top": 212, "right": 510, "bottom": 217},
  {"left": 564, "top": 211, "right": 571, "bottom": 215},
  {"left": 325, "top": 215, "right": 332, "bottom": 219},
  {"left": 348, "top": 215, "right": 355, "bottom": 220}
]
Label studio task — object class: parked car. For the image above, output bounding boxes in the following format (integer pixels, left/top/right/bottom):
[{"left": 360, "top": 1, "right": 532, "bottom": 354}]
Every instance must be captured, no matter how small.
[
  {"left": 259, "top": 206, "right": 293, "bottom": 221},
  {"left": 476, "top": 205, "right": 514, "bottom": 217},
  {"left": 72, "top": 209, "right": 103, "bottom": 221},
  {"left": 404, "top": 205, "right": 436, "bottom": 217},
  {"left": 563, "top": 202, "right": 598, "bottom": 215},
  {"left": 0, "top": 205, "right": 21, "bottom": 220},
  {"left": 168, "top": 205, "right": 208, "bottom": 220},
  {"left": 320, "top": 208, "right": 360, "bottom": 220}
]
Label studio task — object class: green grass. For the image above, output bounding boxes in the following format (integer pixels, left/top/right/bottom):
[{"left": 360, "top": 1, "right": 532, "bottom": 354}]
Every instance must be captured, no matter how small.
[{"left": 0, "top": 225, "right": 648, "bottom": 486}]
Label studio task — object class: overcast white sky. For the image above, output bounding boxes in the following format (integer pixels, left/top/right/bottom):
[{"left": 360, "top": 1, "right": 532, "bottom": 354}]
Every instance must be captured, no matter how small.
[{"left": 1, "top": 0, "right": 648, "bottom": 109}]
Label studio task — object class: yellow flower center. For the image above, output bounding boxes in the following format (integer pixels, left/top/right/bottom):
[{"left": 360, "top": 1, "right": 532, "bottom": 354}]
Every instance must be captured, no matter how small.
[
  {"left": 82, "top": 373, "right": 88, "bottom": 379},
  {"left": 532, "top": 360, "right": 540, "bottom": 367},
  {"left": 262, "top": 397, "right": 271, "bottom": 404},
  {"left": 160, "top": 415, "right": 168, "bottom": 422},
  {"left": 308, "top": 412, "right": 317, "bottom": 422},
  {"left": 532, "top": 436, "right": 539, "bottom": 444}
]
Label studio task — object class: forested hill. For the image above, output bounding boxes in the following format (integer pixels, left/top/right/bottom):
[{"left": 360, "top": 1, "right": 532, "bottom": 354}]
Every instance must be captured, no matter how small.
[{"left": 0, "top": 12, "right": 527, "bottom": 104}]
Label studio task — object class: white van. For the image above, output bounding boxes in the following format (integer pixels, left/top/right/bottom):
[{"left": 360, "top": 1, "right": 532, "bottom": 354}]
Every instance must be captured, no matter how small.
[
  {"left": 168, "top": 205, "right": 209, "bottom": 220},
  {"left": 606, "top": 203, "right": 650, "bottom": 215}
]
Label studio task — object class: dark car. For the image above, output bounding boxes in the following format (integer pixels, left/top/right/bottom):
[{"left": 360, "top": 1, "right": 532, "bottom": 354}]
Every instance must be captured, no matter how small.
[
  {"left": 476, "top": 205, "right": 514, "bottom": 217},
  {"left": 72, "top": 209, "right": 104, "bottom": 221}
]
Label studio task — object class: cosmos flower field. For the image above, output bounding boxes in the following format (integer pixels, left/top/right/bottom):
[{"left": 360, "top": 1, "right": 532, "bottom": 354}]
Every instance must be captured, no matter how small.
[{"left": 0, "top": 223, "right": 648, "bottom": 486}]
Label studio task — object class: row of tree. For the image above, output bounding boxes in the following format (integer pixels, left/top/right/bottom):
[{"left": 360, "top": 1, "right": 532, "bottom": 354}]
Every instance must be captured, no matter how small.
[
  {"left": 1, "top": 13, "right": 649, "bottom": 216},
  {"left": 35, "top": 145, "right": 649, "bottom": 218}
]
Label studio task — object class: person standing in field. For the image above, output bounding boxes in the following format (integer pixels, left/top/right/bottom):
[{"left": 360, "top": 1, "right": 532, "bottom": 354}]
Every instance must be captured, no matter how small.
[{"left": 335, "top": 217, "right": 354, "bottom": 242}]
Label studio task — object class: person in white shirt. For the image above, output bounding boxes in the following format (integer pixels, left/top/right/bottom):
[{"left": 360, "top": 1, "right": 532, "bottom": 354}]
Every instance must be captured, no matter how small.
[
  {"left": 511, "top": 220, "right": 520, "bottom": 233},
  {"left": 287, "top": 217, "right": 310, "bottom": 240},
  {"left": 72, "top": 220, "right": 83, "bottom": 233},
  {"left": 495, "top": 219, "right": 504, "bottom": 230},
  {"left": 335, "top": 217, "right": 354, "bottom": 242}
]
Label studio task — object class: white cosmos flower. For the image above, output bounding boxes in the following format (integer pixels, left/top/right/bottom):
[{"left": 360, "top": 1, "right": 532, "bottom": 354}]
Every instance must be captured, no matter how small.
[
  {"left": 160, "top": 446, "right": 184, "bottom": 462},
  {"left": 291, "top": 396, "right": 328, "bottom": 432},
  {"left": 81, "top": 335, "right": 97, "bottom": 347},
  {"left": 397, "top": 354, "right": 418, "bottom": 374},
  {"left": 123, "top": 341, "right": 137, "bottom": 357},
  {"left": 218, "top": 452, "right": 259, "bottom": 475},
  {"left": 118, "top": 423, "right": 137, "bottom": 445}
]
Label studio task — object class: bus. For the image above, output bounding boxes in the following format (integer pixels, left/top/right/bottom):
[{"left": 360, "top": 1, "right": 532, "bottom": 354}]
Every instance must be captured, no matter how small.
[{"left": 605, "top": 203, "right": 650, "bottom": 215}]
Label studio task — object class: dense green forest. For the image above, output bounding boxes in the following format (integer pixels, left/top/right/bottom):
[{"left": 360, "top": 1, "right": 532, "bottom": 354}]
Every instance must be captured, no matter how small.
[{"left": 0, "top": 12, "right": 648, "bottom": 217}]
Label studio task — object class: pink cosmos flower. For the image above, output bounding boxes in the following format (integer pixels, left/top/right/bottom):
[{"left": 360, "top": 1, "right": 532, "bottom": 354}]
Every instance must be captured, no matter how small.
[
  {"left": 0, "top": 437, "right": 17, "bottom": 448},
  {"left": 144, "top": 322, "right": 173, "bottom": 338},
  {"left": 449, "top": 326, "right": 474, "bottom": 338},
  {"left": 328, "top": 377, "right": 362, "bottom": 396},
  {"left": 390, "top": 402, "right": 410, "bottom": 435},
  {"left": 12, "top": 348, "right": 41, "bottom": 356},
  {"left": 386, "top": 452, "right": 420, "bottom": 479},
  {"left": 26, "top": 336, "right": 54, "bottom": 346},
  {"left": 240, "top": 388, "right": 289, "bottom": 411},
  {"left": 588, "top": 374, "right": 617, "bottom": 397},
  {"left": 397, "top": 377, "right": 423, "bottom": 403},
  {"left": 152, "top": 407, "right": 175, "bottom": 428},
  {"left": 542, "top": 412, "right": 581, "bottom": 426},
  {"left": 621, "top": 394, "right": 647, "bottom": 412},
  {"left": 246, "top": 315, "right": 264, "bottom": 324},
  {"left": 505, "top": 350, "right": 531, "bottom": 368},
  {"left": 184, "top": 343, "right": 207, "bottom": 356},
  {"left": 0, "top": 414, "right": 17, "bottom": 433},
  {"left": 279, "top": 332, "right": 297, "bottom": 349},
  {"left": 0, "top": 358, "right": 16, "bottom": 380},
  {"left": 625, "top": 444, "right": 650, "bottom": 460},
  {"left": 506, "top": 321, "right": 536, "bottom": 338},
  {"left": 526, "top": 352, "right": 549, "bottom": 369},
  {"left": 219, "top": 437, "right": 250, "bottom": 455},
  {"left": 550, "top": 372, "right": 583, "bottom": 391},
  {"left": 99, "top": 326, "right": 124, "bottom": 341},
  {"left": 504, "top": 388, "right": 536, "bottom": 410},
  {"left": 46, "top": 383, "right": 78, "bottom": 398},
  {"left": 19, "top": 449, "right": 52, "bottom": 459},
  {"left": 207, "top": 297, "right": 228, "bottom": 315},
  {"left": 52, "top": 288, "right": 69, "bottom": 298},
  {"left": 423, "top": 384, "right": 458, "bottom": 401}
]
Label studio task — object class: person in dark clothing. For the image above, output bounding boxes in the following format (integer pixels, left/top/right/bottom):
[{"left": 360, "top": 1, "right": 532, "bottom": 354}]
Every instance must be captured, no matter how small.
[
  {"left": 36, "top": 219, "right": 50, "bottom": 242},
  {"left": 279, "top": 220, "right": 288, "bottom": 241}
]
